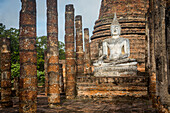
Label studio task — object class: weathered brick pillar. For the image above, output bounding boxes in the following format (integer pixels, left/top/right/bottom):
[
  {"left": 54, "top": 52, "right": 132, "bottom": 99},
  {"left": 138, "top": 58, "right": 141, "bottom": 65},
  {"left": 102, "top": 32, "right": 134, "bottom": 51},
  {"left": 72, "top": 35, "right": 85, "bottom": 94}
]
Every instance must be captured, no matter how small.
[
  {"left": 0, "top": 37, "right": 13, "bottom": 107},
  {"left": 62, "top": 63, "right": 66, "bottom": 92},
  {"left": 44, "top": 50, "right": 48, "bottom": 96},
  {"left": 19, "top": 0, "right": 37, "bottom": 112},
  {"left": 47, "top": 0, "right": 60, "bottom": 107},
  {"left": 14, "top": 77, "right": 19, "bottom": 97},
  {"left": 148, "top": 0, "right": 156, "bottom": 97},
  {"left": 75, "top": 15, "right": 84, "bottom": 77},
  {"left": 65, "top": 4, "right": 76, "bottom": 99},
  {"left": 59, "top": 64, "right": 64, "bottom": 93},
  {"left": 84, "top": 28, "right": 92, "bottom": 75}
]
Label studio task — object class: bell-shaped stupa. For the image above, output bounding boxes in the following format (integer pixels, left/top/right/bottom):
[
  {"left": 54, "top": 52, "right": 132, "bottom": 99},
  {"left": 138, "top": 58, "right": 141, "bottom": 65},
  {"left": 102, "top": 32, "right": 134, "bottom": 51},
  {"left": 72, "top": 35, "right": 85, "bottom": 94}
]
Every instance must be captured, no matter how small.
[{"left": 90, "top": 0, "right": 149, "bottom": 72}]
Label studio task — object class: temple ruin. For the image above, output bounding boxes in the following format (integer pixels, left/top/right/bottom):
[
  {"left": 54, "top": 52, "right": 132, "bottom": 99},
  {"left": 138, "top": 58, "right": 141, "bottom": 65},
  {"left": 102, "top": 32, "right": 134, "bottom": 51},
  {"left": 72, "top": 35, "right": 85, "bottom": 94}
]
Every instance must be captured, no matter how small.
[{"left": 0, "top": 0, "right": 170, "bottom": 112}]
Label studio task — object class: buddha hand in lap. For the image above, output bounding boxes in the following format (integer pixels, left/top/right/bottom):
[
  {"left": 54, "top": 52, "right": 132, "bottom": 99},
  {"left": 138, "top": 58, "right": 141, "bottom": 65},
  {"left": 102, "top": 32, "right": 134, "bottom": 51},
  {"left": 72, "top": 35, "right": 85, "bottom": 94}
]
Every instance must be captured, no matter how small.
[{"left": 93, "top": 13, "right": 137, "bottom": 67}]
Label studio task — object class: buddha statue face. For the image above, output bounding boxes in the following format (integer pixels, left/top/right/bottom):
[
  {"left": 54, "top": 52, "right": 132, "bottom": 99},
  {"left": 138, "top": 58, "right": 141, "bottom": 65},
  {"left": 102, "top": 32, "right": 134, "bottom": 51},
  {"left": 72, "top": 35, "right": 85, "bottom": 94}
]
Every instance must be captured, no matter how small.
[
  {"left": 110, "top": 13, "right": 121, "bottom": 37},
  {"left": 111, "top": 25, "right": 121, "bottom": 36}
]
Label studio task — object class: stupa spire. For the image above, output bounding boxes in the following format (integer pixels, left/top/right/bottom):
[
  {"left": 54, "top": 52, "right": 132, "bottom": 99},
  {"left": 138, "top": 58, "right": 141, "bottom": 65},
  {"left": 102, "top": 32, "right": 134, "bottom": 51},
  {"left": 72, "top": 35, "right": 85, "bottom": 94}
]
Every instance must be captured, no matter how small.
[{"left": 111, "top": 13, "right": 120, "bottom": 26}]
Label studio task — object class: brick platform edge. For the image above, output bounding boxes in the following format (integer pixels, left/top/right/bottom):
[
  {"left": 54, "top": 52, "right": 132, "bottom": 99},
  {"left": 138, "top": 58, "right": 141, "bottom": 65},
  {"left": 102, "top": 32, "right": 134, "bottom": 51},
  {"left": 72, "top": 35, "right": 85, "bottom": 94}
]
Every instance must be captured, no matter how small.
[
  {"left": 76, "top": 73, "right": 148, "bottom": 99},
  {"left": 150, "top": 95, "right": 170, "bottom": 113}
]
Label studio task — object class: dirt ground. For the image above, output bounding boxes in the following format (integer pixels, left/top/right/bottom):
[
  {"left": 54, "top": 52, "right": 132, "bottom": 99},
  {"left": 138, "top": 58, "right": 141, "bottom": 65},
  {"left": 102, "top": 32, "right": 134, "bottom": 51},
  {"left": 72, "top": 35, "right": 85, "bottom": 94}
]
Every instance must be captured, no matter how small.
[{"left": 0, "top": 93, "right": 158, "bottom": 113}]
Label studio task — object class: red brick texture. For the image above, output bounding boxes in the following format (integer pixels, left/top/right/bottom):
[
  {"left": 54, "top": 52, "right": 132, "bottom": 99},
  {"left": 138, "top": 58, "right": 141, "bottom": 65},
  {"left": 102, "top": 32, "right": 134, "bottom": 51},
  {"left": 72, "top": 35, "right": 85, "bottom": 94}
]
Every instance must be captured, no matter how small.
[
  {"left": 84, "top": 28, "right": 92, "bottom": 75},
  {"left": 90, "top": 0, "right": 149, "bottom": 72},
  {"left": 77, "top": 75, "right": 148, "bottom": 99},
  {"left": 0, "top": 37, "right": 13, "bottom": 108},
  {"left": 19, "top": 0, "right": 37, "bottom": 112},
  {"left": 146, "top": 0, "right": 170, "bottom": 112},
  {"left": 44, "top": 50, "right": 48, "bottom": 96},
  {"left": 65, "top": 4, "right": 76, "bottom": 99},
  {"left": 75, "top": 16, "right": 84, "bottom": 76},
  {"left": 47, "top": 0, "right": 60, "bottom": 107}
]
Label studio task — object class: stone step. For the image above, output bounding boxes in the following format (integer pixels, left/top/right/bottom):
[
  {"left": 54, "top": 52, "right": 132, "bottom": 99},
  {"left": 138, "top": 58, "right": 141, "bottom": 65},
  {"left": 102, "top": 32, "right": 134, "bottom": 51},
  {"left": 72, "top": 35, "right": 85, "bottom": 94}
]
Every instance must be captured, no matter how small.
[
  {"left": 77, "top": 76, "right": 148, "bottom": 85},
  {"left": 77, "top": 75, "right": 148, "bottom": 99},
  {"left": 77, "top": 81, "right": 147, "bottom": 87},
  {"left": 77, "top": 90, "right": 148, "bottom": 99},
  {"left": 78, "top": 85, "right": 147, "bottom": 91}
]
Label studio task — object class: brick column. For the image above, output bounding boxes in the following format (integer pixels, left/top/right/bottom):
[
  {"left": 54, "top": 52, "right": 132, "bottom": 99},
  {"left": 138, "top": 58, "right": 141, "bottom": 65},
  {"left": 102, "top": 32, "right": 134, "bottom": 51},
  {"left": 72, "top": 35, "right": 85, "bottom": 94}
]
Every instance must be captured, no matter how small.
[
  {"left": 19, "top": 0, "right": 37, "bottom": 112},
  {"left": 47, "top": 0, "right": 60, "bottom": 107},
  {"left": 0, "top": 37, "right": 13, "bottom": 107},
  {"left": 84, "top": 28, "right": 92, "bottom": 75},
  {"left": 44, "top": 50, "right": 48, "bottom": 96},
  {"left": 59, "top": 64, "right": 64, "bottom": 93},
  {"left": 14, "top": 77, "right": 19, "bottom": 97},
  {"left": 65, "top": 4, "right": 76, "bottom": 99},
  {"left": 75, "top": 15, "right": 84, "bottom": 76}
]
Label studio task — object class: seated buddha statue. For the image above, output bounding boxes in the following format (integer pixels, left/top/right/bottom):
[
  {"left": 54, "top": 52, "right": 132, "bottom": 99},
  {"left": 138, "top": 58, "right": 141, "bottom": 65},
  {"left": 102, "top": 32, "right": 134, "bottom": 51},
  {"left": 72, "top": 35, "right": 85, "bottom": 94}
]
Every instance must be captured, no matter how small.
[{"left": 93, "top": 13, "right": 137, "bottom": 76}]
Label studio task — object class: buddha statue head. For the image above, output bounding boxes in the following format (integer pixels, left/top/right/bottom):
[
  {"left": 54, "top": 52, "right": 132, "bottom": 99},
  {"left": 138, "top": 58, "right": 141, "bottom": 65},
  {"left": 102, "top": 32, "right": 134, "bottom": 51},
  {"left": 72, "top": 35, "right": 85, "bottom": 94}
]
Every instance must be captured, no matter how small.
[{"left": 110, "top": 13, "right": 121, "bottom": 37}]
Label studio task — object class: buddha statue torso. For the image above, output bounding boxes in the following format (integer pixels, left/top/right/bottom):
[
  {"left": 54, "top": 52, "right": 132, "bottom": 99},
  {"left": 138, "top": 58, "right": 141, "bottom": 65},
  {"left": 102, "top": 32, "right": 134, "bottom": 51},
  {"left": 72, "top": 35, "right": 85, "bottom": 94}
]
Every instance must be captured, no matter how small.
[
  {"left": 93, "top": 13, "right": 137, "bottom": 67},
  {"left": 103, "top": 37, "right": 130, "bottom": 60}
]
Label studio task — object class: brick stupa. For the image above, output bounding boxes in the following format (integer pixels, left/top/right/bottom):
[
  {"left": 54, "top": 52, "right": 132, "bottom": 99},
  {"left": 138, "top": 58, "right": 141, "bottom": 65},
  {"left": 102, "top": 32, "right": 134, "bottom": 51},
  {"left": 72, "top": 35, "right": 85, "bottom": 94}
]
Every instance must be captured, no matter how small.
[{"left": 90, "top": 0, "right": 149, "bottom": 72}]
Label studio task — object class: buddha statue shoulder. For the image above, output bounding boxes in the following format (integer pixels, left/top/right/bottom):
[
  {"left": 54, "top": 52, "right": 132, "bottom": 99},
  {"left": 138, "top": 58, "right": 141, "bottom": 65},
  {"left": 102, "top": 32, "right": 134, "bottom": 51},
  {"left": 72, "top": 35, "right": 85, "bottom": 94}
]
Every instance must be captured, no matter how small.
[{"left": 93, "top": 13, "right": 137, "bottom": 67}]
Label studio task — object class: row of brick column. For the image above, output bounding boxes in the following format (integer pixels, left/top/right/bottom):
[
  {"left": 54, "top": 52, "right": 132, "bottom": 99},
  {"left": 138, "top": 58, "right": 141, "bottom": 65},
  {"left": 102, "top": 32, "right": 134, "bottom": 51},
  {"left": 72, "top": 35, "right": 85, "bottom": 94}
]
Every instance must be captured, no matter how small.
[
  {"left": 0, "top": 1, "right": 92, "bottom": 111},
  {"left": 64, "top": 4, "right": 92, "bottom": 99}
]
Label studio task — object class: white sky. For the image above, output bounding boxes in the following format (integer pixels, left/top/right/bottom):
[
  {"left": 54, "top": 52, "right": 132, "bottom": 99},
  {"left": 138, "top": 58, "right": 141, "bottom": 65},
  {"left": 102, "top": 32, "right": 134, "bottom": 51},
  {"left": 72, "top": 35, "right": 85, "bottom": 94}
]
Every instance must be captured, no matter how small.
[{"left": 0, "top": 0, "right": 101, "bottom": 42}]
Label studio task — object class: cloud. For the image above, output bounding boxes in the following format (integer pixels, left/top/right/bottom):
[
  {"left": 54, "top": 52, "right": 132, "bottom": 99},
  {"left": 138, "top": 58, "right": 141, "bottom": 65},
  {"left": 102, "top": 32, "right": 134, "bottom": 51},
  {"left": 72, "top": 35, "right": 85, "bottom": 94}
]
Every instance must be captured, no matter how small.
[{"left": 0, "top": 0, "right": 102, "bottom": 42}]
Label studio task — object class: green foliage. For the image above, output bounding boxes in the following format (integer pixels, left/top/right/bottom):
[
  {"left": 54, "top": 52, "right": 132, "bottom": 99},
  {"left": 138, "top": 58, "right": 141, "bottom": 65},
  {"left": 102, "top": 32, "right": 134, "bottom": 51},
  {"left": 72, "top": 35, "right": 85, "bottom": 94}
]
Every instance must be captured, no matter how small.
[
  {"left": 36, "top": 36, "right": 65, "bottom": 71},
  {"left": 8, "top": 28, "right": 20, "bottom": 64},
  {"left": 36, "top": 36, "right": 65, "bottom": 83},
  {"left": 0, "top": 23, "right": 66, "bottom": 85},
  {"left": 11, "top": 63, "right": 20, "bottom": 79},
  {"left": 0, "top": 24, "right": 20, "bottom": 81},
  {"left": 0, "top": 23, "right": 6, "bottom": 37},
  {"left": 59, "top": 41, "right": 65, "bottom": 60},
  {"left": 36, "top": 36, "right": 47, "bottom": 71},
  {"left": 37, "top": 70, "right": 45, "bottom": 84}
]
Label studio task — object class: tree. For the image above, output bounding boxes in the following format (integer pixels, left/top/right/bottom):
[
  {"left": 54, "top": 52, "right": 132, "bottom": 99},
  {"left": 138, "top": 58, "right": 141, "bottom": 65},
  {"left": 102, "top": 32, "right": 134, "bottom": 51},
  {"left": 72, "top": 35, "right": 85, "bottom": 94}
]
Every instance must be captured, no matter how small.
[
  {"left": 59, "top": 41, "right": 65, "bottom": 60},
  {"left": 0, "top": 23, "right": 66, "bottom": 84}
]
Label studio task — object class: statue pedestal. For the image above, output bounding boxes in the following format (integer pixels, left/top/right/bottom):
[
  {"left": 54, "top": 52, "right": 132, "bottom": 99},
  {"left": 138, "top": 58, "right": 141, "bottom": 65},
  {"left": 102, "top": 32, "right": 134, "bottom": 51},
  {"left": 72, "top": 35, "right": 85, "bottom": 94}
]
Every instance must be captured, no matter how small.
[{"left": 94, "top": 65, "right": 137, "bottom": 77}]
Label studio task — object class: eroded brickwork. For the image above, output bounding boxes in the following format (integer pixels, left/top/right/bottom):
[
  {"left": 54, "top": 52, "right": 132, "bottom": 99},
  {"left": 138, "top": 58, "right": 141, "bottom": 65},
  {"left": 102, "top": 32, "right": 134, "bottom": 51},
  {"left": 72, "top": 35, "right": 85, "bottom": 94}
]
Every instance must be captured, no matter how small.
[
  {"left": 65, "top": 5, "right": 76, "bottom": 99},
  {"left": 13, "top": 77, "right": 19, "bottom": 97},
  {"left": 44, "top": 50, "right": 48, "bottom": 96},
  {"left": 84, "top": 28, "right": 92, "bottom": 75},
  {"left": 19, "top": 0, "right": 37, "bottom": 112},
  {"left": 75, "top": 16, "right": 84, "bottom": 76},
  {"left": 59, "top": 64, "right": 64, "bottom": 93},
  {"left": 77, "top": 75, "right": 148, "bottom": 99},
  {"left": 0, "top": 37, "right": 13, "bottom": 107},
  {"left": 146, "top": 0, "right": 170, "bottom": 112},
  {"left": 47, "top": 0, "right": 60, "bottom": 107},
  {"left": 90, "top": 0, "right": 149, "bottom": 72}
]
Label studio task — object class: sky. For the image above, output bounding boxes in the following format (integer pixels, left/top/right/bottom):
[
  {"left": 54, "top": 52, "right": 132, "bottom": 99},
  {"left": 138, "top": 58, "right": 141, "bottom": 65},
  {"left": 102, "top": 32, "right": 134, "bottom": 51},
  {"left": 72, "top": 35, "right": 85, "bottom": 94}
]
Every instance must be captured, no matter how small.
[{"left": 0, "top": 0, "right": 101, "bottom": 42}]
